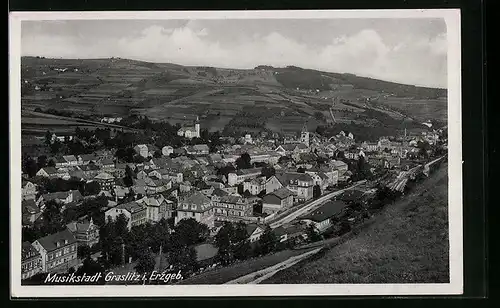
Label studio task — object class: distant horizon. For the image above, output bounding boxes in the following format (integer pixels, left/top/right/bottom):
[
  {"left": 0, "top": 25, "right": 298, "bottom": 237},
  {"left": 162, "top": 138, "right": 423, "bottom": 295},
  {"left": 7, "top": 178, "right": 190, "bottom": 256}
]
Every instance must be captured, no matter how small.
[
  {"left": 21, "top": 19, "right": 447, "bottom": 88},
  {"left": 21, "top": 55, "right": 447, "bottom": 90}
]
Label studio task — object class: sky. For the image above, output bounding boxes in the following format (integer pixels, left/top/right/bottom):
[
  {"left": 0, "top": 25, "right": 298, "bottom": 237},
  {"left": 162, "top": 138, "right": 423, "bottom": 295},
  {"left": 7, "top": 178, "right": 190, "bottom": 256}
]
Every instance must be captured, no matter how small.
[{"left": 21, "top": 18, "right": 448, "bottom": 88}]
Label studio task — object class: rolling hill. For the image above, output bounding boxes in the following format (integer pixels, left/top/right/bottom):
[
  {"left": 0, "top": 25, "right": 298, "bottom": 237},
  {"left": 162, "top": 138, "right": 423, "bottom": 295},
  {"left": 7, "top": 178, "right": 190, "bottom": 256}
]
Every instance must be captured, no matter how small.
[{"left": 21, "top": 56, "right": 447, "bottom": 139}]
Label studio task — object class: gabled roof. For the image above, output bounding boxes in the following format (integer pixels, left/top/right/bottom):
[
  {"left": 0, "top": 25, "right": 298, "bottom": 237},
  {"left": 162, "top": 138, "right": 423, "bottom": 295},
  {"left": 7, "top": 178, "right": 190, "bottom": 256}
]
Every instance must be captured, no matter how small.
[
  {"left": 300, "top": 200, "right": 348, "bottom": 222},
  {"left": 246, "top": 223, "right": 264, "bottom": 236},
  {"left": 66, "top": 219, "right": 96, "bottom": 233},
  {"left": 268, "top": 187, "right": 294, "bottom": 200},
  {"left": 235, "top": 168, "right": 262, "bottom": 176},
  {"left": 338, "top": 189, "right": 365, "bottom": 202},
  {"left": 35, "top": 229, "right": 77, "bottom": 252},
  {"left": 22, "top": 242, "right": 40, "bottom": 261},
  {"left": 63, "top": 155, "right": 78, "bottom": 162},
  {"left": 275, "top": 172, "right": 313, "bottom": 185},
  {"left": 114, "top": 201, "right": 146, "bottom": 214},
  {"left": 38, "top": 167, "right": 58, "bottom": 175},
  {"left": 95, "top": 172, "right": 115, "bottom": 180},
  {"left": 22, "top": 200, "right": 40, "bottom": 215},
  {"left": 212, "top": 188, "right": 229, "bottom": 197},
  {"left": 179, "top": 192, "right": 212, "bottom": 212}
]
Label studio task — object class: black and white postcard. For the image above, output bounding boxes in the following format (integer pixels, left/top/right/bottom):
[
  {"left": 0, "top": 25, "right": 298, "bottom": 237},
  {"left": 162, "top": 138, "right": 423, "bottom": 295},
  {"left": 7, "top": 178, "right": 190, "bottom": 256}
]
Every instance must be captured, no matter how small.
[{"left": 9, "top": 9, "right": 463, "bottom": 297}]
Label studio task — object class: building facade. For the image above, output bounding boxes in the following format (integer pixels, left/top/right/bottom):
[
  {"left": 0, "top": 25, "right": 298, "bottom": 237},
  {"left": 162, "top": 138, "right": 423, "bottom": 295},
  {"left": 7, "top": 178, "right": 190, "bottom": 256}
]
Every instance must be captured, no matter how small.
[
  {"left": 21, "top": 242, "right": 42, "bottom": 280},
  {"left": 31, "top": 229, "right": 78, "bottom": 274}
]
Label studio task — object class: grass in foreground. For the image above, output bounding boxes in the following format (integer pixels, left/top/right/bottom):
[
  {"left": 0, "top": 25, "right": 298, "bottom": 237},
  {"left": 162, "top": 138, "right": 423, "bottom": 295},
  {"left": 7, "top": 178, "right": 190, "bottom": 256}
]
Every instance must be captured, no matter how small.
[
  {"left": 264, "top": 163, "right": 449, "bottom": 284},
  {"left": 178, "top": 248, "right": 316, "bottom": 285}
]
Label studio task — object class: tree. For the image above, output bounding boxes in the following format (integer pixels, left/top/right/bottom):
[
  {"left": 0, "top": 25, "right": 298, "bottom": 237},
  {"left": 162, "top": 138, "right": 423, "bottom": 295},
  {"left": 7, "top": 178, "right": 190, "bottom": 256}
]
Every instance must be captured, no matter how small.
[
  {"left": 37, "top": 155, "right": 48, "bottom": 169},
  {"left": 41, "top": 200, "right": 65, "bottom": 235},
  {"left": 84, "top": 181, "right": 101, "bottom": 196},
  {"left": 134, "top": 250, "right": 155, "bottom": 274},
  {"left": 257, "top": 226, "right": 278, "bottom": 255},
  {"left": 153, "top": 150, "right": 162, "bottom": 158},
  {"left": 123, "top": 165, "right": 134, "bottom": 187},
  {"left": 236, "top": 152, "right": 252, "bottom": 169},
  {"left": 23, "top": 157, "right": 39, "bottom": 178},
  {"left": 174, "top": 218, "right": 209, "bottom": 246},
  {"left": 261, "top": 166, "right": 276, "bottom": 179},
  {"left": 215, "top": 222, "right": 235, "bottom": 265},
  {"left": 47, "top": 159, "right": 56, "bottom": 167},
  {"left": 77, "top": 244, "right": 92, "bottom": 259},
  {"left": 45, "top": 130, "right": 53, "bottom": 145},
  {"left": 306, "top": 224, "right": 322, "bottom": 243},
  {"left": 167, "top": 244, "right": 198, "bottom": 273},
  {"left": 313, "top": 185, "right": 322, "bottom": 198},
  {"left": 75, "top": 257, "right": 104, "bottom": 283}
]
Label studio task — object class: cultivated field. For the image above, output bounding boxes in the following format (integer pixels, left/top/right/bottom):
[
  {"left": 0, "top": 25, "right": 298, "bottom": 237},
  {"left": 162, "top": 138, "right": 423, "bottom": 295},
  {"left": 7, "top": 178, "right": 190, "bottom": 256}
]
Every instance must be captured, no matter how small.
[{"left": 21, "top": 57, "right": 447, "bottom": 136}]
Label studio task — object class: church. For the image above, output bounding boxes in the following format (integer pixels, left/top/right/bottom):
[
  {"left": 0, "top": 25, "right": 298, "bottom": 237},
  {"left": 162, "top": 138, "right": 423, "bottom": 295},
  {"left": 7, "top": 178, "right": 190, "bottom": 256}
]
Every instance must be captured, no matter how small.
[{"left": 177, "top": 116, "right": 201, "bottom": 139}]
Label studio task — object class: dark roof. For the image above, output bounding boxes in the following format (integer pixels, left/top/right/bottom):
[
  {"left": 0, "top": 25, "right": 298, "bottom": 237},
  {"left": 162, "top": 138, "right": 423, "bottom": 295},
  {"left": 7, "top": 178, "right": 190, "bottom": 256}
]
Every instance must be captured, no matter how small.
[
  {"left": 66, "top": 219, "right": 96, "bottom": 233},
  {"left": 22, "top": 200, "right": 40, "bottom": 215},
  {"left": 35, "top": 229, "right": 77, "bottom": 252},
  {"left": 39, "top": 167, "right": 58, "bottom": 175},
  {"left": 235, "top": 168, "right": 262, "bottom": 176},
  {"left": 300, "top": 200, "right": 348, "bottom": 222},
  {"left": 212, "top": 188, "right": 229, "bottom": 197},
  {"left": 246, "top": 223, "right": 263, "bottom": 236},
  {"left": 22, "top": 242, "right": 40, "bottom": 261},
  {"left": 275, "top": 172, "right": 313, "bottom": 185},
  {"left": 268, "top": 187, "right": 294, "bottom": 200},
  {"left": 338, "top": 189, "right": 365, "bottom": 202},
  {"left": 114, "top": 201, "right": 146, "bottom": 214}
]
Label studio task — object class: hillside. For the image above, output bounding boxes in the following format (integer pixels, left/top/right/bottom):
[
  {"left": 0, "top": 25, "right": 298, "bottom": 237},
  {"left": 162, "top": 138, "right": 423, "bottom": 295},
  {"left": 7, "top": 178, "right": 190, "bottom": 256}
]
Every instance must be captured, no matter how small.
[
  {"left": 264, "top": 162, "right": 449, "bottom": 284},
  {"left": 21, "top": 57, "right": 447, "bottom": 139}
]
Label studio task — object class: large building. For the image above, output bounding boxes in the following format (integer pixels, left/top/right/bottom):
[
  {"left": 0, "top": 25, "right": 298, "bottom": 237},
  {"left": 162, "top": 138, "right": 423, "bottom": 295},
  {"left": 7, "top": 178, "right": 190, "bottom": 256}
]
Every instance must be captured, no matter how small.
[
  {"left": 21, "top": 242, "right": 42, "bottom": 280},
  {"left": 300, "top": 122, "right": 310, "bottom": 147},
  {"left": 105, "top": 201, "right": 148, "bottom": 230},
  {"left": 66, "top": 218, "right": 100, "bottom": 247},
  {"left": 176, "top": 191, "right": 215, "bottom": 228},
  {"left": 211, "top": 194, "right": 254, "bottom": 223},
  {"left": 262, "top": 187, "right": 294, "bottom": 215},
  {"left": 227, "top": 168, "right": 263, "bottom": 186},
  {"left": 31, "top": 229, "right": 78, "bottom": 274},
  {"left": 177, "top": 116, "right": 201, "bottom": 139},
  {"left": 300, "top": 200, "right": 348, "bottom": 233},
  {"left": 266, "top": 172, "right": 314, "bottom": 203}
]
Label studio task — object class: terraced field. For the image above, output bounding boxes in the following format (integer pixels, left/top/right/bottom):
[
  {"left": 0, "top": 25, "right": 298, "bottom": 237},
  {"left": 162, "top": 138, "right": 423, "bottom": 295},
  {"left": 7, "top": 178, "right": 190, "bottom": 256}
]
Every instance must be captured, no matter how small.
[{"left": 21, "top": 57, "right": 447, "bottom": 136}]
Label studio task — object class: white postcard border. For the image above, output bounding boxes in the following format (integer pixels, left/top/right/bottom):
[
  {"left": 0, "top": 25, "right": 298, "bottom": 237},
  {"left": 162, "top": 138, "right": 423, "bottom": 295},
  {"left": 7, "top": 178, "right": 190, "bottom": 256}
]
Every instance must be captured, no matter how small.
[{"left": 9, "top": 9, "right": 463, "bottom": 297}]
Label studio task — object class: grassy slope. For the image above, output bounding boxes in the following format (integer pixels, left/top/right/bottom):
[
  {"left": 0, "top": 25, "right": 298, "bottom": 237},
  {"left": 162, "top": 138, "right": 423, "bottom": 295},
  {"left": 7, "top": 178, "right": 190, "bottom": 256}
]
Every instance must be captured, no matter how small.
[{"left": 264, "top": 163, "right": 449, "bottom": 284}]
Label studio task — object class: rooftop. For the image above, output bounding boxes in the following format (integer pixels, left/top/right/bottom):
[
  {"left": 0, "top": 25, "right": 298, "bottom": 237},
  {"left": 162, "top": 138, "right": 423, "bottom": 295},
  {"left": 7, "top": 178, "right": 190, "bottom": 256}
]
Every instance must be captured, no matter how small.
[
  {"left": 35, "top": 229, "right": 77, "bottom": 252},
  {"left": 300, "top": 200, "right": 348, "bottom": 222}
]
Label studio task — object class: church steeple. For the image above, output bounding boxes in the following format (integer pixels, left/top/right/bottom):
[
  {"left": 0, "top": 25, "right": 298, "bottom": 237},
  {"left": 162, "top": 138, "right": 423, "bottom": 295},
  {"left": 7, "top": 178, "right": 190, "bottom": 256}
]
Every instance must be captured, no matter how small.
[
  {"left": 195, "top": 116, "right": 200, "bottom": 138},
  {"left": 300, "top": 121, "right": 310, "bottom": 147}
]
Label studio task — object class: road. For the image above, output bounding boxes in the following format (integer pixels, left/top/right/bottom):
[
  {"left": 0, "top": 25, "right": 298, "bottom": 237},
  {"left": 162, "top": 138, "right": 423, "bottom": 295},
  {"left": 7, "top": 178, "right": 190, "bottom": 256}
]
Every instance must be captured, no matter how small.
[{"left": 269, "top": 180, "right": 366, "bottom": 229}]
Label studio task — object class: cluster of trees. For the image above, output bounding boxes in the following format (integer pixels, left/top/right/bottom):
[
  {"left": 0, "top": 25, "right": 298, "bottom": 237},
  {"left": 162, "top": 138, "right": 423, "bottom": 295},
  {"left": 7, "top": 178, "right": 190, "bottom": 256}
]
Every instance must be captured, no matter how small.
[
  {"left": 214, "top": 222, "right": 284, "bottom": 265},
  {"left": 22, "top": 195, "right": 109, "bottom": 244},
  {"left": 98, "top": 216, "right": 208, "bottom": 275},
  {"left": 31, "top": 176, "right": 101, "bottom": 197}
]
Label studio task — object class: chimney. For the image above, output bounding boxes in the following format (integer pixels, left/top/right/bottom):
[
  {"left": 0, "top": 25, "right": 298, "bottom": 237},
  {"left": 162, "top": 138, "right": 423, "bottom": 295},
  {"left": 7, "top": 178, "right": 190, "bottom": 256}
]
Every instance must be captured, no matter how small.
[{"left": 64, "top": 239, "right": 68, "bottom": 245}]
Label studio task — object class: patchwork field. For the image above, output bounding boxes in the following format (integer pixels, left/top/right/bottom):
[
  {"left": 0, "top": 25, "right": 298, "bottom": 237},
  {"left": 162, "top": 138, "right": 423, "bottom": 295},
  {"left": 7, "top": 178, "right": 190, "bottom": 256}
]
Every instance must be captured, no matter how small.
[{"left": 21, "top": 57, "right": 447, "bottom": 137}]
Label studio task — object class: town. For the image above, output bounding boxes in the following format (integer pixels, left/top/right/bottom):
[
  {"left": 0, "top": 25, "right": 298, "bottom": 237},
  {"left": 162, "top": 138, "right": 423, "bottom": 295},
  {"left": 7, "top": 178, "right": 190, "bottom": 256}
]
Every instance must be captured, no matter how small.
[{"left": 20, "top": 112, "right": 447, "bottom": 284}]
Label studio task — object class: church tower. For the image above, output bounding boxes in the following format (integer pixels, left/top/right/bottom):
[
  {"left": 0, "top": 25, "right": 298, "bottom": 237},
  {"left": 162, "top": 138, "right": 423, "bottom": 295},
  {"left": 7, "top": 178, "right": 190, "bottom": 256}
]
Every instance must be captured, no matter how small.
[
  {"left": 300, "top": 122, "right": 310, "bottom": 147},
  {"left": 195, "top": 116, "right": 200, "bottom": 138}
]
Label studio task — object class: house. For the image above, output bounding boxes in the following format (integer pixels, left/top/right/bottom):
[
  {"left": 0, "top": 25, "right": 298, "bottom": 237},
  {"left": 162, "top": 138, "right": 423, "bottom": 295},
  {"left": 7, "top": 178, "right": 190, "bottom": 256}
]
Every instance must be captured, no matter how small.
[
  {"left": 186, "top": 144, "right": 209, "bottom": 156},
  {"left": 242, "top": 176, "right": 266, "bottom": 195},
  {"left": 134, "top": 144, "right": 158, "bottom": 159},
  {"left": 176, "top": 192, "right": 215, "bottom": 228},
  {"left": 211, "top": 194, "right": 254, "bottom": 223},
  {"left": 330, "top": 160, "right": 349, "bottom": 175},
  {"left": 38, "top": 190, "right": 83, "bottom": 206},
  {"left": 22, "top": 200, "right": 42, "bottom": 226},
  {"left": 162, "top": 146, "right": 174, "bottom": 156},
  {"left": 138, "top": 195, "right": 174, "bottom": 222},
  {"left": 62, "top": 155, "right": 78, "bottom": 166},
  {"left": 36, "top": 167, "right": 58, "bottom": 178},
  {"left": 22, "top": 180, "right": 37, "bottom": 201},
  {"left": 267, "top": 172, "right": 314, "bottom": 203},
  {"left": 144, "top": 177, "right": 172, "bottom": 195},
  {"left": 98, "top": 158, "right": 115, "bottom": 169},
  {"left": 274, "top": 143, "right": 309, "bottom": 156},
  {"left": 31, "top": 229, "right": 78, "bottom": 273},
  {"left": 94, "top": 172, "right": 115, "bottom": 190},
  {"left": 66, "top": 218, "right": 100, "bottom": 247},
  {"left": 262, "top": 187, "right": 294, "bottom": 215},
  {"left": 177, "top": 116, "right": 200, "bottom": 139},
  {"left": 150, "top": 157, "right": 170, "bottom": 170},
  {"left": 54, "top": 157, "right": 69, "bottom": 168},
  {"left": 337, "top": 189, "right": 366, "bottom": 204},
  {"left": 300, "top": 200, "right": 348, "bottom": 233},
  {"left": 105, "top": 201, "right": 148, "bottom": 231},
  {"left": 78, "top": 164, "right": 100, "bottom": 177},
  {"left": 246, "top": 224, "right": 265, "bottom": 243},
  {"left": 77, "top": 154, "right": 98, "bottom": 165},
  {"left": 227, "top": 168, "right": 263, "bottom": 186},
  {"left": 273, "top": 226, "right": 289, "bottom": 243},
  {"left": 21, "top": 242, "right": 42, "bottom": 280}
]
